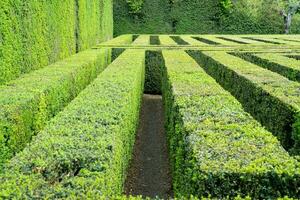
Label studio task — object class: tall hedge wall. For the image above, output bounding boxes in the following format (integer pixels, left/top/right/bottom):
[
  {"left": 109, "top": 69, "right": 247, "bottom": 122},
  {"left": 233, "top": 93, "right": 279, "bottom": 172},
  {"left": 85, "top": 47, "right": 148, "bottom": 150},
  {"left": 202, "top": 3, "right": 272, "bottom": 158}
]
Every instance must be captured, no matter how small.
[
  {"left": 113, "top": 0, "right": 300, "bottom": 36},
  {"left": 113, "top": 0, "right": 172, "bottom": 35},
  {"left": 0, "top": 0, "right": 113, "bottom": 85}
]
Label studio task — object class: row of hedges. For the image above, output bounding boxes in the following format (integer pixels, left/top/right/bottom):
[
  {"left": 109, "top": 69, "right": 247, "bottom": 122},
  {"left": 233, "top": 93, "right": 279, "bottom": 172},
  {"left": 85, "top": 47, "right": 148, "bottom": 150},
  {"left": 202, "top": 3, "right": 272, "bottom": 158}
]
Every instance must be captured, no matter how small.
[
  {"left": 131, "top": 35, "right": 149, "bottom": 45},
  {"left": 188, "top": 51, "right": 300, "bottom": 154},
  {"left": 0, "top": 0, "right": 113, "bottom": 85},
  {"left": 161, "top": 50, "right": 300, "bottom": 198},
  {"left": 0, "top": 48, "right": 111, "bottom": 171},
  {"left": 0, "top": 49, "right": 145, "bottom": 199},
  {"left": 234, "top": 53, "right": 300, "bottom": 83},
  {"left": 159, "top": 35, "right": 177, "bottom": 45}
]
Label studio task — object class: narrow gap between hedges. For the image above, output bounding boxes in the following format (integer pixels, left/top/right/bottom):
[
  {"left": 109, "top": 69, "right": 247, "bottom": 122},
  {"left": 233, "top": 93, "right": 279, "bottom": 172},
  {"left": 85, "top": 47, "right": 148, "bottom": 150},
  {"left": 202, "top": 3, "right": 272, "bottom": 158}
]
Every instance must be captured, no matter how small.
[
  {"left": 192, "top": 36, "right": 220, "bottom": 45},
  {"left": 242, "top": 37, "right": 282, "bottom": 44},
  {"left": 171, "top": 36, "right": 189, "bottom": 45},
  {"left": 75, "top": 0, "right": 80, "bottom": 53},
  {"left": 124, "top": 51, "right": 173, "bottom": 198}
]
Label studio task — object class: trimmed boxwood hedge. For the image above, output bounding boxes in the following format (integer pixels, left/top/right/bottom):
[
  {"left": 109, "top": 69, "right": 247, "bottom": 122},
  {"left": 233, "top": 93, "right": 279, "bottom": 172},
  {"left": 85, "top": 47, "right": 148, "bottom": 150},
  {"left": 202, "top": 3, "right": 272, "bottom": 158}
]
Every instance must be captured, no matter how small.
[
  {"left": 180, "top": 36, "right": 209, "bottom": 46},
  {"left": 234, "top": 53, "right": 300, "bottom": 83},
  {"left": 188, "top": 50, "right": 300, "bottom": 154},
  {"left": 159, "top": 36, "right": 177, "bottom": 45},
  {"left": 144, "top": 51, "right": 163, "bottom": 94},
  {"left": 0, "top": 49, "right": 145, "bottom": 199},
  {"left": 162, "top": 50, "right": 300, "bottom": 199},
  {"left": 0, "top": 49, "right": 111, "bottom": 171},
  {"left": 132, "top": 35, "right": 149, "bottom": 45},
  {"left": 0, "top": 0, "right": 113, "bottom": 85},
  {"left": 100, "top": 34, "right": 133, "bottom": 46}
]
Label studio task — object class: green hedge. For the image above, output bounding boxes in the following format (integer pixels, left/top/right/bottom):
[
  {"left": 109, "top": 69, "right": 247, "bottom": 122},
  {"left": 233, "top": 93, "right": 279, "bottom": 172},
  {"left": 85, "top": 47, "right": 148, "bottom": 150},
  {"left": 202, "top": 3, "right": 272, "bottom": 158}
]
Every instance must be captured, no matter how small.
[
  {"left": 114, "top": 0, "right": 297, "bottom": 36},
  {"left": 0, "top": 48, "right": 111, "bottom": 171},
  {"left": 0, "top": 0, "right": 113, "bottom": 85},
  {"left": 132, "top": 35, "right": 149, "bottom": 45},
  {"left": 159, "top": 36, "right": 177, "bottom": 45},
  {"left": 234, "top": 53, "right": 300, "bottom": 83},
  {"left": 0, "top": 49, "right": 145, "bottom": 199},
  {"left": 162, "top": 50, "right": 300, "bottom": 199},
  {"left": 100, "top": 34, "right": 133, "bottom": 46},
  {"left": 76, "top": 0, "right": 113, "bottom": 51},
  {"left": 113, "top": 0, "right": 172, "bottom": 35},
  {"left": 144, "top": 51, "right": 163, "bottom": 94},
  {"left": 188, "top": 50, "right": 300, "bottom": 154},
  {"left": 286, "top": 54, "right": 300, "bottom": 60}
]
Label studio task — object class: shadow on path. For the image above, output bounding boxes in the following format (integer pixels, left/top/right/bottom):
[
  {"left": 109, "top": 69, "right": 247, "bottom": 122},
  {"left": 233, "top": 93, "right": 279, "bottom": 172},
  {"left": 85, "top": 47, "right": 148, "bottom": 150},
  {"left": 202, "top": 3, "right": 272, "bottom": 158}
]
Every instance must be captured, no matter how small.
[{"left": 124, "top": 94, "right": 173, "bottom": 198}]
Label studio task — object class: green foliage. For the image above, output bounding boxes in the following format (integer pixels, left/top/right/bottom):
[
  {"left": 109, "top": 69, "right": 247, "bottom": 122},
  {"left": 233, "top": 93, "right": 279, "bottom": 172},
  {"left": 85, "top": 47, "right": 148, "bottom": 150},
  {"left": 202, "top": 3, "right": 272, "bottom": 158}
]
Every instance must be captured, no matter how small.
[
  {"left": 126, "top": 0, "right": 144, "bottom": 14},
  {"left": 113, "top": 0, "right": 172, "bottom": 36},
  {"left": 162, "top": 50, "right": 300, "bottom": 198},
  {"left": 0, "top": 49, "right": 111, "bottom": 171},
  {"left": 144, "top": 51, "right": 163, "bottom": 94},
  {"left": 220, "top": 0, "right": 233, "bottom": 12},
  {"left": 131, "top": 35, "right": 150, "bottom": 45},
  {"left": 234, "top": 52, "right": 300, "bottom": 82},
  {"left": 76, "top": 0, "right": 113, "bottom": 51},
  {"left": 0, "top": 50, "right": 145, "bottom": 198},
  {"left": 188, "top": 50, "right": 300, "bottom": 154},
  {"left": 114, "top": 0, "right": 300, "bottom": 35},
  {"left": 101, "top": 34, "right": 133, "bottom": 45},
  {"left": 0, "top": 0, "right": 113, "bottom": 85}
]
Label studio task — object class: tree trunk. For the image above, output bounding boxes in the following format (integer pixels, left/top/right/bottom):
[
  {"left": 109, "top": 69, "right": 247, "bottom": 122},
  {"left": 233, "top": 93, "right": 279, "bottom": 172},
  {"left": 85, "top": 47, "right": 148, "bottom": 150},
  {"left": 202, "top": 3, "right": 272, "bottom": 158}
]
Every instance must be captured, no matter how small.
[{"left": 284, "top": 12, "right": 292, "bottom": 34}]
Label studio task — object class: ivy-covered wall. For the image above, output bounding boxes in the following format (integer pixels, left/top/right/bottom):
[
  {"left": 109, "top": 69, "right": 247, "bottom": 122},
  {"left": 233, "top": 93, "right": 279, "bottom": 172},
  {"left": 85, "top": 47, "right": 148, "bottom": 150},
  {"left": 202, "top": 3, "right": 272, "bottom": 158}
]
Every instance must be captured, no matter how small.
[
  {"left": 114, "top": 0, "right": 300, "bottom": 36},
  {"left": 0, "top": 0, "right": 113, "bottom": 85}
]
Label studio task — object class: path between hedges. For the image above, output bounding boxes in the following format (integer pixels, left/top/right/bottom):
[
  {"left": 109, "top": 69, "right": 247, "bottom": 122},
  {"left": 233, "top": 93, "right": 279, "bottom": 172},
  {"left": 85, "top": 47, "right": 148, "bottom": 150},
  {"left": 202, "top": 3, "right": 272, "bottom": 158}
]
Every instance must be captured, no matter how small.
[{"left": 124, "top": 94, "right": 173, "bottom": 198}]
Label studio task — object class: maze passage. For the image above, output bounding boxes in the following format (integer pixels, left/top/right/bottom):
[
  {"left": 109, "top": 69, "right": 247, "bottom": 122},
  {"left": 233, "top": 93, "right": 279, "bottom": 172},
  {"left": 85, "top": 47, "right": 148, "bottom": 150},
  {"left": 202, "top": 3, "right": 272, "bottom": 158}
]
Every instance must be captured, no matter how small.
[{"left": 1, "top": 34, "right": 300, "bottom": 199}]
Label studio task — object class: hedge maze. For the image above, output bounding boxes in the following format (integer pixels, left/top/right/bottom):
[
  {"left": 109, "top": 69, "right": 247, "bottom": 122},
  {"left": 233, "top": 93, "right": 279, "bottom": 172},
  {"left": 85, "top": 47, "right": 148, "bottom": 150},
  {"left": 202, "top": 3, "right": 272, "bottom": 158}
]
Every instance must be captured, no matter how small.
[{"left": 1, "top": 34, "right": 300, "bottom": 199}]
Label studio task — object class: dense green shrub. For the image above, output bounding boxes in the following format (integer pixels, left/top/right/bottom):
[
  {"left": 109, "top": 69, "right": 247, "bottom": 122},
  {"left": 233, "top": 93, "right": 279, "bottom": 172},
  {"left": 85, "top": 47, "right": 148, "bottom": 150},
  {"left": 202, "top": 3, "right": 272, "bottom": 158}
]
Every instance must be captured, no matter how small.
[
  {"left": 131, "top": 35, "right": 149, "bottom": 45},
  {"left": 0, "top": 0, "right": 76, "bottom": 85},
  {"left": 113, "top": 0, "right": 172, "bottom": 36},
  {"left": 101, "top": 34, "right": 133, "bottom": 45},
  {"left": 150, "top": 36, "right": 160, "bottom": 45},
  {"left": 0, "top": 49, "right": 111, "bottom": 171},
  {"left": 180, "top": 36, "right": 210, "bottom": 45},
  {"left": 234, "top": 53, "right": 300, "bottom": 82},
  {"left": 170, "top": 36, "right": 189, "bottom": 45},
  {"left": 188, "top": 50, "right": 300, "bottom": 154},
  {"left": 162, "top": 50, "right": 300, "bottom": 198},
  {"left": 0, "top": 0, "right": 113, "bottom": 85},
  {"left": 126, "top": 0, "right": 144, "bottom": 14},
  {"left": 0, "top": 50, "right": 145, "bottom": 199},
  {"left": 76, "top": 0, "right": 113, "bottom": 51},
  {"left": 114, "top": 0, "right": 300, "bottom": 36},
  {"left": 159, "top": 35, "right": 177, "bottom": 45},
  {"left": 144, "top": 51, "right": 163, "bottom": 94}
]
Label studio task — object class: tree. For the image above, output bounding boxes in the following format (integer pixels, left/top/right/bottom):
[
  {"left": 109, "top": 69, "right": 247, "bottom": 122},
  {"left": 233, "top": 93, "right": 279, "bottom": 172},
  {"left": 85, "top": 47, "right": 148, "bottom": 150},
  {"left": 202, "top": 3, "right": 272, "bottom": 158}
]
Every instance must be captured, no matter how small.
[{"left": 278, "top": 0, "right": 300, "bottom": 33}]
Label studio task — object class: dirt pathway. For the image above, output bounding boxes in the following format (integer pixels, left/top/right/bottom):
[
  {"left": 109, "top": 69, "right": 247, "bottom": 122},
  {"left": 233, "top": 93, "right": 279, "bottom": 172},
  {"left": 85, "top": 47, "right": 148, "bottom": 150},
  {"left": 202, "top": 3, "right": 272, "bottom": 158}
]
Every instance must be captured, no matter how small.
[{"left": 124, "top": 94, "right": 173, "bottom": 198}]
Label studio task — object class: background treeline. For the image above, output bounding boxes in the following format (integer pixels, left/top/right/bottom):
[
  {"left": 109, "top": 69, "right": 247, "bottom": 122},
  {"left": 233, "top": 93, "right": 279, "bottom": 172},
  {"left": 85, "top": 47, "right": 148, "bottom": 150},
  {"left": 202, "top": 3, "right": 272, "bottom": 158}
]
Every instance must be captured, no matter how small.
[
  {"left": 0, "top": 0, "right": 113, "bottom": 84},
  {"left": 114, "top": 0, "right": 300, "bottom": 36}
]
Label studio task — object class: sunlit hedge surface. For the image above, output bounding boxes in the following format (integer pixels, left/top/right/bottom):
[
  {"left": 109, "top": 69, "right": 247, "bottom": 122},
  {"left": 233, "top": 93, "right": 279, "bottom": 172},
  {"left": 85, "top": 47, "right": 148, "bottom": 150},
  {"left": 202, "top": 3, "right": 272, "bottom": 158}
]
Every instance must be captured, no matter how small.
[
  {"left": 0, "top": 0, "right": 113, "bottom": 84},
  {"left": 188, "top": 51, "right": 300, "bottom": 154},
  {"left": 0, "top": 49, "right": 111, "bottom": 171},
  {"left": 162, "top": 50, "right": 300, "bottom": 199},
  {"left": 0, "top": 50, "right": 145, "bottom": 198}
]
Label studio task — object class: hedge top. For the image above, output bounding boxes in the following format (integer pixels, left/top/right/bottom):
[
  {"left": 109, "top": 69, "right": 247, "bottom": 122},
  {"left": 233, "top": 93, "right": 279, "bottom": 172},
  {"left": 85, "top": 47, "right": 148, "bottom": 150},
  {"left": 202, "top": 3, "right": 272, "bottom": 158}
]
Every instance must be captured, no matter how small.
[{"left": 96, "top": 34, "right": 300, "bottom": 53}]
